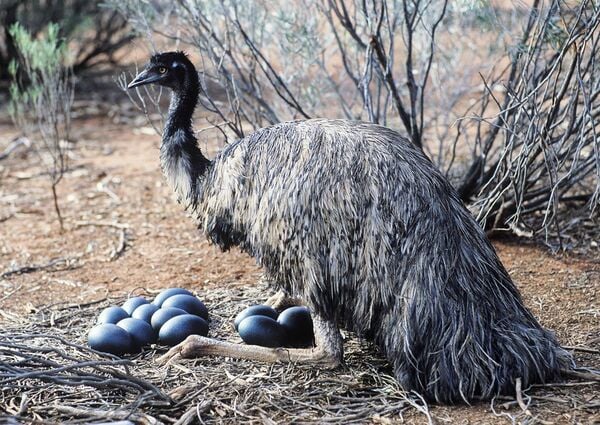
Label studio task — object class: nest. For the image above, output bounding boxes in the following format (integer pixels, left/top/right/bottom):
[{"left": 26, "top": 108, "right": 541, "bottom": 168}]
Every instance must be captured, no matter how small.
[
  {"left": 0, "top": 284, "right": 419, "bottom": 424},
  {"left": 1, "top": 283, "right": 598, "bottom": 424}
]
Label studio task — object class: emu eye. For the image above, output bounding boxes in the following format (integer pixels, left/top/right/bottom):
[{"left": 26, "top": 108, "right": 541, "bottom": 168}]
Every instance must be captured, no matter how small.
[{"left": 158, "top": 67, "right": 167, "bottom": 74}]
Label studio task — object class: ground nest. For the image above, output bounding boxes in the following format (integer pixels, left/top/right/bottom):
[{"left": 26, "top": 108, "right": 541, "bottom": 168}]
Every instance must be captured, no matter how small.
[{"left": 1, "top": 283, "right": 598, "bottom": 424}]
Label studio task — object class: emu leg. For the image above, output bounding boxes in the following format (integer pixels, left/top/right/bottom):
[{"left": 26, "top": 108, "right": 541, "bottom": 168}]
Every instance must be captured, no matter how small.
[
  {"left": 264, "top": 290, "right": 303, "bottom": 312},
  {"left": 158, "top": 314, "right": 343, "bottom": 368},
  {"left": 257, "top": 274, "right": 302, "bottom": 311}
]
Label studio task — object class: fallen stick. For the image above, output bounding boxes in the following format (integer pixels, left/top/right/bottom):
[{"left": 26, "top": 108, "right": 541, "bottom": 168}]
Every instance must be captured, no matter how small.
[
  {"left": 110, "top": 228, "right": 128, "bottom": 261},
  {"left": 52, "top": 405, "right": 158, "bottom": 425},
  {"left": 173, "top": 400, "right": 213, "bottom": 425},
  {"left": 74, "top": 220, "right": 130, "bottom": 229},
  {"left": 561, "top": 368, "right": 600, "bottom": 382},
  {"left": 1, "top": 256, "right": 82, "bottom": 279},
  {"left": 0, "top": 136, "right": 30, "bottom": 161},
  {"left": 0, "top": 212, "right": 15, "bottom": 223},
  {"left": 563, "top": 345, "right": 600, "bottom": 354}
]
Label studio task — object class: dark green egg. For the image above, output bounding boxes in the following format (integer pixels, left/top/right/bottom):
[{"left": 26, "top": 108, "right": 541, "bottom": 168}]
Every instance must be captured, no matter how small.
[
  {"left": 159, "top": 314, "right": 209, "bottom": 346},
  {"left": 97, "top": 306, "right": 129, "bottom": 324},
  {"left": 88, "top": 324, "right": 134, "bottom": 355},
  {"left": 277, "top": 306, "right": 314, "bottom": 348},
  {"left": 162, "top": 294, "right": 208, "bottom": 320},
  {"left": 150, "top": 307, "right": 188, "bottom": 331},
  {"left": 122, "top": 296, "right": 149, "bottom": 315},
  {"left": 131, "top": 303, "right": 159, "bottom": 324},
  {"left": 116, "top": 317, "right": 156, "bottom": 349},
  {"left": 153, "top": 287, "right": 194, "bottom": 307},
  {"left": 238, "top": 315, "right": 286, "bottom": 348},
  {"left": 233, "top": 305, "right": 278, "bottom": 330}
]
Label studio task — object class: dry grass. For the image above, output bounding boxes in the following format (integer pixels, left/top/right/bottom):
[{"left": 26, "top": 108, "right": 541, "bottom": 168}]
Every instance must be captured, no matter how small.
[
  {"left": 1, "top": 283, "right": 415, "bottom": 424},
  {"left": 0, "top": 94, "right": 598, "bottom": 423},
  {"left": 1, "top": 280, "right": 598, "bottom": 424}
]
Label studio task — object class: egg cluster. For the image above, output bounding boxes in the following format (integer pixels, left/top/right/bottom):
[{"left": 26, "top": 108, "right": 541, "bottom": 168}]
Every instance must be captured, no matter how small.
[
  {"left": 88, "top": 288, "right": 209, "bottom": 355},
  {"left": 235, "top": 305, "right": 315, "bottom": 348}
]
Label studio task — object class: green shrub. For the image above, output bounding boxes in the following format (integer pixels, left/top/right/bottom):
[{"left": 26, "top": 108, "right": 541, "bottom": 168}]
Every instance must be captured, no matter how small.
[{"left": 9, "top": 22, "right": 74, "bottom": 230}]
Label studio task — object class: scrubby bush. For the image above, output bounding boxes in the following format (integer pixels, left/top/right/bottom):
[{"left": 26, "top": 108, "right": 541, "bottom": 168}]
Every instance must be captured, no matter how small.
[
  {"left": 113, "top": 0, "right": 599, "bottom": 249},
  {"left": 8, "top": 22, "right": 74, "bottom": 230},
  {"left": 0, "top": 0, "right": 133, "bottom": 81}
]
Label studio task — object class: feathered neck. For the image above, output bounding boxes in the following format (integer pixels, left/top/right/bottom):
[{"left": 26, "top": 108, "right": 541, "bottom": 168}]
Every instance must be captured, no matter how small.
[
  {"left": 160, "top": 61, "right": 211, "bottom": 209},
  {"left": 164, "top": 68, "right": 199, "bottom": 136}
]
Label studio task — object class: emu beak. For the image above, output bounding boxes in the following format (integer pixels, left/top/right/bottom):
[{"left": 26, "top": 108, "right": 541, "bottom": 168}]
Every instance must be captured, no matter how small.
[{"left": 127, "top": 69, "right": 161, "bottom": 89}]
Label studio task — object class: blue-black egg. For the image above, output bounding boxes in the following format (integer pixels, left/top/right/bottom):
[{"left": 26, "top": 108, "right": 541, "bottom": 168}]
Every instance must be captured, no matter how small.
[
  {"left": 158, "top": 314, "right": 209, "bottom": 346},
  {"left": 277, "top": 306, "right": 314, "bottom": 347},
  {"left": 238, "top": 315, "right": 287, "bottom": 348},
  {"left": 153, "top": 287, "right": 194, "bottom": 307},
  {"left": 161, "top": 294, "right": 208, "bottom": 320},
  {"left": 88, "top": 324, "right": 134, "bottom": 355},
  {"left": 97, "top": 306, "right": 129, "bottom": 324},
  {"left": 150, "top": 307, "right": 188, "bottom": 331},
  {"left": 131, "top": 303, "right": 159, "bottom": 324},
  {"left": 122, "top": 296, "right": 149, "bottom": 315},
  {"left": 117, "top": 317, "right": 156, "bottom": 349},
  {"left": 233, "top": 304, "right": 278, "bottom": 331}
]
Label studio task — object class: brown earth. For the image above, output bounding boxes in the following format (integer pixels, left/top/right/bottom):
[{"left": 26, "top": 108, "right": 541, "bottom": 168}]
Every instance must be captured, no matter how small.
[{"left": 0, "top": 113, "right": 598, "bottom": 423}]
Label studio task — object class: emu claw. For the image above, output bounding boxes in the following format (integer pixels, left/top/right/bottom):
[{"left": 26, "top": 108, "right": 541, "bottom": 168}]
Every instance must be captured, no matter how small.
[
  {"left": 157, "top": 347, "right": 180, "bottom": 365},
  {"left": 157, "top": 335, "right": 208, "bottom": 365},
  {"left": 264, "top": 290, "right": 302, "bottom": 312}
]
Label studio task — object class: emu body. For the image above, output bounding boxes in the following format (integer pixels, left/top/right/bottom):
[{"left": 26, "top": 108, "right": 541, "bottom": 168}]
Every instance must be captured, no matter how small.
[{"left": 130, "top": 52, "right": 573, "bottom": 404}]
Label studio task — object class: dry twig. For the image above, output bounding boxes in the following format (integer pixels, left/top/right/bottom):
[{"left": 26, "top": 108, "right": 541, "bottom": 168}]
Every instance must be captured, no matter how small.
[
  {"left": 1, "top": 255, "right": 82, "bottom": 279},
  {"left": 1, "top": 283, "right": 598, "bottom": 423},
  {"left": 0, "top": 136, "right": 31, "bottom": 161}
]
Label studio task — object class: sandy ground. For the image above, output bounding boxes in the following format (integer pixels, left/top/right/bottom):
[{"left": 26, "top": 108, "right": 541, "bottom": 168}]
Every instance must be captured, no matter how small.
[{"left": 0, "top": 114, "right": 598, "bottom": 423}]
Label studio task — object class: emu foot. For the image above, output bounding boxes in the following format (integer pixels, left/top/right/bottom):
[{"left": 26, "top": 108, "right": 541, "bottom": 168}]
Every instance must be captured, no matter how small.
[
  {"left": 157, "top": 335, "right": 218, "bottom": 364},
  {"left": 158, "top": 313, "right": 344, "bottom": 369},
  {"left": 264, "top": 290, "right": 303, "bottom": 312},
  {"left": 157, "top": 334, "right": 341, "bottom": 368}
]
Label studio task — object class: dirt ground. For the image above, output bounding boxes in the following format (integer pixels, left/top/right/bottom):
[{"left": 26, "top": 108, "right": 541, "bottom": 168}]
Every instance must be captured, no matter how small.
[{"left": 0, "top": 102, "right": 599, "bottom": 424}]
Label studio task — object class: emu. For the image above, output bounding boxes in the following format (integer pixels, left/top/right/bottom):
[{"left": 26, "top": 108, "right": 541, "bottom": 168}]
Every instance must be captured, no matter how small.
[{"left": 128, "top": 51, "right": 573, "bottom": 404}]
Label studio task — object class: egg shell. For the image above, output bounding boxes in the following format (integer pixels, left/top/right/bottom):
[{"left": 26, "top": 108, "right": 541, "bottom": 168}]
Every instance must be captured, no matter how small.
[
  {"left": 158, "top": 314, "right": 209, "bottom": 346},
  {"left": 117, "top": 317, "right": 156, "bottom": 349},
  {"left": 161, "top": 294, "right": 208, "bottom": 320},
  {"left": 150, "top": 307, "right": 188, "bottom": 331},
  {"left": 88, "top": 324, "right": 134, "bottom": 355},
  {"left": 233, "top": 304, "right": 278, "bottom": 331},
  {"left": 122, "top": 296, "right": 149, "bottom": 315},
  {"left": 277, "top": 306, "right": 314, "bottom": 347},
  {"left": 238, "top": 316, "right": 287, "bottom": 348},
  {"left": 153, "top": 287, "right": 194, "bottom": 307},
  {"left": 97, "top": 306, "right": 129, "bottom": 324},
  {"left": 131, "top": 303, "right": 159, "bottom": 324}
]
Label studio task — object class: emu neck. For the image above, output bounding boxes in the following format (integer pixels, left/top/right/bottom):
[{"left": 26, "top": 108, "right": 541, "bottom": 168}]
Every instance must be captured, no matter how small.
[
  {"left": 165, "top": 86, "right": 198, "bottom": 135},
  {"left": 160, "top": 78, "right": 211, "bottom": 209}
]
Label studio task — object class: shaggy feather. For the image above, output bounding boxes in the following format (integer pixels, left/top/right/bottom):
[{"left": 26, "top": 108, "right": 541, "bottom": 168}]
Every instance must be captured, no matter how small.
[
  {"left": 195, "top": 120, "right": 573, "bottom": 402},
  {"left": 146, "top": 52, "right": 574, "bottom": 404}
]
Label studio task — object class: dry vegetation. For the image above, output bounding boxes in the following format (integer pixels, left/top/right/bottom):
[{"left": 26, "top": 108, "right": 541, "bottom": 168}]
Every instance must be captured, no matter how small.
[
  {"left": 111, "top": 0, "right": 600, "bottom": 247},
  {"left": 0, "top": 106, "right": 598, "bottom": 423},
  {"left": 1, "top": 0, "right": 599, "bottom": 423}
]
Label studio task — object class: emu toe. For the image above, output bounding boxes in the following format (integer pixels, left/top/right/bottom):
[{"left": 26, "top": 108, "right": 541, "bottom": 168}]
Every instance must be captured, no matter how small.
[{"left": 264, "top": 291, "right": 303, "bottom": 312}]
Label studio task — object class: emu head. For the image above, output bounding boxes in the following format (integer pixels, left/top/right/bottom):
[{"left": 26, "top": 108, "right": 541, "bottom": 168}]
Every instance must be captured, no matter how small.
[{"left": 128, "top": 51, "right": 195, "bottom": 92}]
